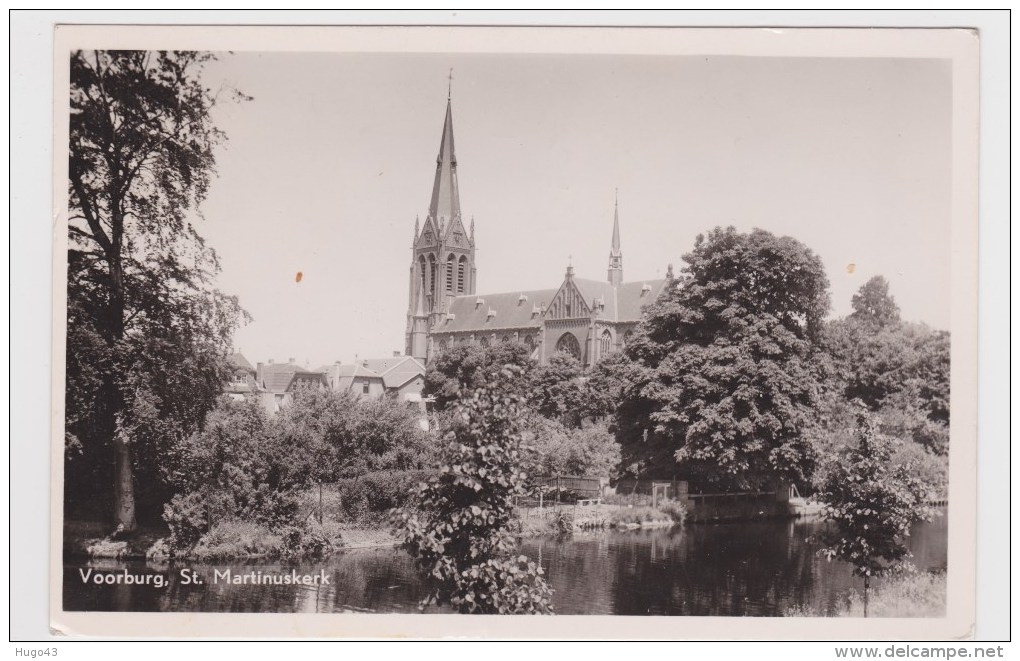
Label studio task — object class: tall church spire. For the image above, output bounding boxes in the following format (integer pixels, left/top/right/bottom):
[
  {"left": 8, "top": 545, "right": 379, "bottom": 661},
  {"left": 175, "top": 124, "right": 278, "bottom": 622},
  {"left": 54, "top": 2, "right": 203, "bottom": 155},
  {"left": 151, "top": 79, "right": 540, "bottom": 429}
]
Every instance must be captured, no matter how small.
[
  {"left": 608, "top": 190, "right": 623, "bottom": 286},
  {"left": 428, "top": 98, "right": 460, "bottom": 227}
]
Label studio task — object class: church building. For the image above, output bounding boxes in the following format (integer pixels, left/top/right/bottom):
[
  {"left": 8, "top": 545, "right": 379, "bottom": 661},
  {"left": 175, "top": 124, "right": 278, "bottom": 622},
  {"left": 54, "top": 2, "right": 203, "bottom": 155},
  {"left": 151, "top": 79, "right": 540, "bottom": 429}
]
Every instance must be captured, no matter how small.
[{"left": 405, "top": 94, "right": 673, "bottom": 367}]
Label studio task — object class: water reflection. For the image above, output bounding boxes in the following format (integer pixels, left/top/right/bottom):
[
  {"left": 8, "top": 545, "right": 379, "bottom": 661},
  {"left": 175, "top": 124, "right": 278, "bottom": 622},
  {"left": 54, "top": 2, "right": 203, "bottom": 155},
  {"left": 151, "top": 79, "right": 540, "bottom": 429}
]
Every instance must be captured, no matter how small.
[{"left": 64, "top": 510, "right": 946, "bottom": 616}]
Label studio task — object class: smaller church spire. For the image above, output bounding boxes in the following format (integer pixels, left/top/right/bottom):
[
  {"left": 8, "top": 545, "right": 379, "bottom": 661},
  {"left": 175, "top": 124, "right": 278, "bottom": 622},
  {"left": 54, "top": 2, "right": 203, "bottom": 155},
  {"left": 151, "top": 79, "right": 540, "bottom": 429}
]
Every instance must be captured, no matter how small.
[
  {"left": 414, "top": 216, "right": 420, "bottom": 240},
  {"left": 608, "top": 191, "right": 624, "bottom": 286}
]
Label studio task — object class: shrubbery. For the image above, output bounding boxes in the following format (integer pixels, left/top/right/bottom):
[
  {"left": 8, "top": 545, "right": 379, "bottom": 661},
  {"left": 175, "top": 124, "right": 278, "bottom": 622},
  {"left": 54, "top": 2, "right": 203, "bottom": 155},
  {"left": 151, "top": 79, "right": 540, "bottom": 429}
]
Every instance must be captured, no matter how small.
[
  {"left": 610, "top": 506, "right": 670, "bottom": 526},
  {"left": 333, "top": 470, "right": 436, "bottom": 523},
  {"left": 163, "top": 390, "right": 437, "bottom": 556}
]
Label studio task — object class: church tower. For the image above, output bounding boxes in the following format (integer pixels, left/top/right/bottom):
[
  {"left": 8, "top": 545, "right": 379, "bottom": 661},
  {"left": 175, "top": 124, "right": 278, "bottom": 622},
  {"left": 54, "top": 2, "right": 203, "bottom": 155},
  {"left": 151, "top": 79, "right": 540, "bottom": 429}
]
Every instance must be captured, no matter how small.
[
  {"left": 607, "top": 191, "right": 623, "bottom": 286},
  {"left": 405, "top": 91, "right": 477, "bottom": 361}
]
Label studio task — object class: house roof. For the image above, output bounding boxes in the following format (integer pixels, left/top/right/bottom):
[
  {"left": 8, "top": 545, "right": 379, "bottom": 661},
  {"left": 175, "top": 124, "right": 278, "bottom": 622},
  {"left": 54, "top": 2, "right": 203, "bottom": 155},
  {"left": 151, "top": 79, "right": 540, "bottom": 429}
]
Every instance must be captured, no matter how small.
[
  {"left": 227, "top": 351, "right": 255, "bottom": 372},
  {"left": 333, "top": 356, "right": 426, "bottom": 390},
  {"left": 259, "top": 363, "right": 327, "bottom": 393}
]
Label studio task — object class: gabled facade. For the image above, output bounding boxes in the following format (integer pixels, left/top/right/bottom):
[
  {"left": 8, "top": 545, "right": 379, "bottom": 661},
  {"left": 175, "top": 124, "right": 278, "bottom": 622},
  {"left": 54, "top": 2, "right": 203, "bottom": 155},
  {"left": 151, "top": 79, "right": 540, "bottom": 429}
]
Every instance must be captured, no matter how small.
[{"left": 324, "top": 355, "right": 426, "bottom": 404}]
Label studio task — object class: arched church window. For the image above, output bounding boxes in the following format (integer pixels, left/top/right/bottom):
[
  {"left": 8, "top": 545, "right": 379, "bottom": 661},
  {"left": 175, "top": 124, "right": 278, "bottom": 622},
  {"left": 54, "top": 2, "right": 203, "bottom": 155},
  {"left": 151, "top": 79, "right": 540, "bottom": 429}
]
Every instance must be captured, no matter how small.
[
  {"left": 480, "top": 336, "right": 490, "bottom": 348},
  {"left": 600, "top": 329, "right": 612, "bottom": 356},
  {"left": 501, "top": 335, "right": 511, "bottom": 343},
  {"left": 418, "top": 255, "right": 427, "bottom": 299},
  {"left": 457, "top": 256, "right": 468, "bottom": 293},
  {"left": 439, "top": 339, "right": 449, "bottom": 353},
  {"left": 623, "top": 330, "right": 633, "bottom": 348},
  {"left": 524, "top": 335, "right": 535, "bottom": 350},
  {"left": 428, "top": 254, "right": 437, "bottom": 299},
  {"left": 446, "top": 255, "right": 455, "bottom": 292},
  {"left": 556, "top": 333, "right": 581, "bottom": 360}
]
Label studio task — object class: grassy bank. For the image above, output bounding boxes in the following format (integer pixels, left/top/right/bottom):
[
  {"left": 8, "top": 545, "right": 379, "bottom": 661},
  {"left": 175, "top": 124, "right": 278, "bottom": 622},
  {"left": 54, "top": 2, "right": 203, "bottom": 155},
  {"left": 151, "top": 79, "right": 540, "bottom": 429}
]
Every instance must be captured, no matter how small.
[
  {"left": 64, "top": 518, "right": 399, "bottom": 561},
  {"left": 838, "top": 571, "right": 947, "bottom": 618}
]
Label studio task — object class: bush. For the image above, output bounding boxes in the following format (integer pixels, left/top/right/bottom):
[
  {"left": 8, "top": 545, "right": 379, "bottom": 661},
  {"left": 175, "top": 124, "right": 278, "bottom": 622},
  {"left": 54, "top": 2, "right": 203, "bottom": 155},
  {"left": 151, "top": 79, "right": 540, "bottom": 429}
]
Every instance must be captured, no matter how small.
[
  {"left": 610, "top": 506, "right": 668, "bottom": 525},
  {"left": 163, "top": 491, "right": 209, "bottom": 551},
  {"left": 190, "top": 520, "right": 284, "bottom": 560},
  {"left": 334, "top": 470, "right": 436, "bottom": 522},
  {"left": 657, "top": 499, "right": 688, "bottom": 524},
  {"left": 280, "top": 520, "right": 345, "bottom": 557},
  {"left": 552, "top": 510, "right": 574, "bottom": 534}
]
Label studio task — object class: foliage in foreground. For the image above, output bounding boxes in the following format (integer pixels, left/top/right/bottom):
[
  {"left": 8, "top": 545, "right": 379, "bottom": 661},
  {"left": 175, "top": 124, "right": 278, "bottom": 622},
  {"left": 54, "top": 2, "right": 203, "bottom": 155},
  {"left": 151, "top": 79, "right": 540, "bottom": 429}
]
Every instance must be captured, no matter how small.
[
  {"left": 395, "top": 366, "right": 554, "bottom": 614},
  {"left": 814, "top": 407, "right": 936, "bottom": 615},
  {"left": 838, "top": 570, "right": 946, "bottom": 618}
]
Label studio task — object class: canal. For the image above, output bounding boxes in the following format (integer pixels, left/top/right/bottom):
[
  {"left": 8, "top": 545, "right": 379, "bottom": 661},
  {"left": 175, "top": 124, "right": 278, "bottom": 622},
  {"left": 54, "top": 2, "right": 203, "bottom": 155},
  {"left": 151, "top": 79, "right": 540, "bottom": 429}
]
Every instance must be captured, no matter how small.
[{"left": 64, "top": 510, "right": 947, "bottom": 616}]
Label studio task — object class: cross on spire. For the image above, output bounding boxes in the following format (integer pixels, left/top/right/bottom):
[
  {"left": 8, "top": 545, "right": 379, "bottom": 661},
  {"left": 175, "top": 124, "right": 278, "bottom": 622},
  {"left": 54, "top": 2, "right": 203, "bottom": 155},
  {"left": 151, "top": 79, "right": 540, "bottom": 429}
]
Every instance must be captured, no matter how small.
[{"left": 447, "top": 68, "right": 453, "bottom": 100}]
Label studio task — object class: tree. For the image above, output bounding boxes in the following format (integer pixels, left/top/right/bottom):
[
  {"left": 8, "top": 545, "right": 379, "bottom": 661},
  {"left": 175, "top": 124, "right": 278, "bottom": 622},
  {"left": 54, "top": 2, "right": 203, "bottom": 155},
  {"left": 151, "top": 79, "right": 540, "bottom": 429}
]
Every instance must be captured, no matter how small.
[
  {"left": 276, "top": 386, "right": 436, "bottom": 482},
  {"left": 850, "top": 275, "right": 901, "bottom": 328},
  {"left": 66, "top": 51, "right": 248, "bottom": 529},
  {"left": 617, "top": 227, "right": 830, "bottom": 490},
  {"left": 815, "top": 407, "right": 935, "bottom": 616},
  {"left": 394, "top": 366, "right": 554, "bottom": 614},
  {"left": 424, "top": 342, "right": 534, "bottom": 412},
  {"left": 528, "top": 352, "right": 588, "bottom": 427},
  {"left": 521, "top": 416, "right": 621, "bottom": 479}
]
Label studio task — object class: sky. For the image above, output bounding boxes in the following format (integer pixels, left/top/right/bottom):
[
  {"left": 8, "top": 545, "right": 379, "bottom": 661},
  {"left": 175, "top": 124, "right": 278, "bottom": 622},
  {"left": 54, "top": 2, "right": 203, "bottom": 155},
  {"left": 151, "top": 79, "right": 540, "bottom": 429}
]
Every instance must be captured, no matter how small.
[{"left": 192, "top": 52, "right": 952, "bottom": 369}]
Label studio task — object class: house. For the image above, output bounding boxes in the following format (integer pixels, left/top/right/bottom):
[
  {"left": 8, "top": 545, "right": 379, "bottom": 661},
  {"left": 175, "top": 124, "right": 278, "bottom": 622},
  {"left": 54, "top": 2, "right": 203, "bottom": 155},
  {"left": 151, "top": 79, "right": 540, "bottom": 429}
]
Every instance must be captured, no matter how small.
[
  {"left": 225, "top": 351, "right": 257, "bottom": 401},
  {"left": 254, "top": 358, "right": 329, "bottom": 414},
  {"left": 323, "top": 354, "right": 426, "bottom": 404}
]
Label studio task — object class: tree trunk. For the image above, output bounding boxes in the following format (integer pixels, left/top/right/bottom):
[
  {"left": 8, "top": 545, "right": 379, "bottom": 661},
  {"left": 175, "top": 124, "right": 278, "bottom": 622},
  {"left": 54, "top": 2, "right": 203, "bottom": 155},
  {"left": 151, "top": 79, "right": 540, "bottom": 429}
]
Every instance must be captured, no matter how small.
[
  {"left": 107, "top": 225, "right": 137, "bottom": 532},
  {"left": 112, "top": 432, "right": 137, "bottom": 531},
  {"left": 863, "top": 575, "right": 870, "bottom": 618}
]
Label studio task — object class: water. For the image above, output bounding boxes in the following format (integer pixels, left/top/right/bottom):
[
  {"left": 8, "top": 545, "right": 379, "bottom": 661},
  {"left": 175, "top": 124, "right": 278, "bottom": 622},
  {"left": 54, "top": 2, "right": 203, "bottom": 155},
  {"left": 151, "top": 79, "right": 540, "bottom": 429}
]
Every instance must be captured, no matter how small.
[{"left": 64, "top": 511, "right": 946, "bottom": 615}]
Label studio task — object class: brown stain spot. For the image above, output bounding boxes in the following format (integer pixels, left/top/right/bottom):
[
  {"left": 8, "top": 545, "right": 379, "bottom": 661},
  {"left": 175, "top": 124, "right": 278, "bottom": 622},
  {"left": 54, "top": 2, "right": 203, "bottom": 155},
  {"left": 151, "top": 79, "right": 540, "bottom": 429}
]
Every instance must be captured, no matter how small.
[
  {"left": 846, "top": 263, "right": 856, "bottom": 274},
  {"left": 295, "top": 271, "right": 303, "bottom": 283}
]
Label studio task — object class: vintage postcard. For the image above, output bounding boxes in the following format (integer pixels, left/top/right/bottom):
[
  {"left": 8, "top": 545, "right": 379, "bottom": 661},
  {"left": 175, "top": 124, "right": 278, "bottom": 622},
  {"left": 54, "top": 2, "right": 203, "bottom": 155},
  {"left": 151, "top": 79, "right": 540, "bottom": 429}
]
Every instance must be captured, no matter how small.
[{"left": 50, "top": 24, "right": 979, "bottom": 639}]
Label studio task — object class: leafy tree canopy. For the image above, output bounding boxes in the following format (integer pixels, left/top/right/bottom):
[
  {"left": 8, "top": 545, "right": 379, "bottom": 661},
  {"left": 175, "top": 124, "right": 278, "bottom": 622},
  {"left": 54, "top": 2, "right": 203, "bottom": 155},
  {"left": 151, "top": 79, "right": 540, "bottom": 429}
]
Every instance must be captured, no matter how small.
[
  {"left": 617, "top": 227, "right": 830, "bottom": 491},
  {"left": 66, "top": 50, "right": 249, "bottom": 527},
  {"left": 850, "top": 275, "right": 901, "bottom": 328}
]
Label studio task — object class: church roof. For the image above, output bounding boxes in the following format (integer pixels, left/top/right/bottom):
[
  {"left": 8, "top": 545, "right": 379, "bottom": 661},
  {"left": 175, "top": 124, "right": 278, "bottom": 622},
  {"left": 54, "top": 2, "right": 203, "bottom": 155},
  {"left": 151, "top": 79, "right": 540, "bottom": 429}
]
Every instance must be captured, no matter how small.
[
  {"left": 428, "top": 99, "right": 460, "bottom": 227},
  {"left": 432, "top": 288, "right": 558, "bottom": 334},
  {"left": 614, "top": 278, "right": 670, "bottom": 321},
  {"left": 431, "top": 276, "right": 668, "bottom": 335}
]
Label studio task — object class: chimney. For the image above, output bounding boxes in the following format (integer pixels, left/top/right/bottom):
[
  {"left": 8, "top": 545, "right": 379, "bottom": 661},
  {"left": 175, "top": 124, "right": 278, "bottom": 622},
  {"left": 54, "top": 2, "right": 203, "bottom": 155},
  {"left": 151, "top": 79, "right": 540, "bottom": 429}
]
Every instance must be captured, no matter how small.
[
  {"left": 288, "top": 357, "right": 295, "bottom": 364},
  {"left": 268, "top": 358, "right": 274, "bottom": 364},
  {"left": 393, "top": 350, "right": 402, "bottom": 357}
]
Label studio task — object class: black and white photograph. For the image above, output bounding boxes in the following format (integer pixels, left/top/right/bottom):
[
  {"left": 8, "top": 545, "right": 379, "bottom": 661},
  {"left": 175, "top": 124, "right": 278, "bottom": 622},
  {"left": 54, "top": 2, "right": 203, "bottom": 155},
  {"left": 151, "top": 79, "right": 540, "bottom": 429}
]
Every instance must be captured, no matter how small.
[{"left": 46, "top": 24, "right": 981, "bottom": 640}]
